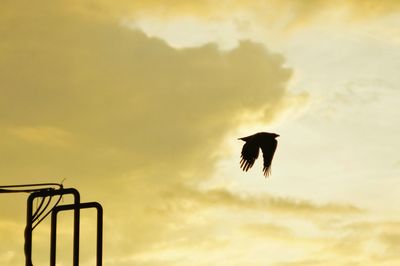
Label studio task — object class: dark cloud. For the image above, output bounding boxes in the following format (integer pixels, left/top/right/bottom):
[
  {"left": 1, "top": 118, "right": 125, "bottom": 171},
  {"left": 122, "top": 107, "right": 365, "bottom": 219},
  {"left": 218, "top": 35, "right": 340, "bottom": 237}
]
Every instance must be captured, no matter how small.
[
  {"left": 0, "top": 2, "right": 294, "bottom": 264},
  {"left": 0, "top": 4, "right": 291, "bottom": 182},
  {"left": 158, "top": 186, "right": 363, "bottom": 216}
]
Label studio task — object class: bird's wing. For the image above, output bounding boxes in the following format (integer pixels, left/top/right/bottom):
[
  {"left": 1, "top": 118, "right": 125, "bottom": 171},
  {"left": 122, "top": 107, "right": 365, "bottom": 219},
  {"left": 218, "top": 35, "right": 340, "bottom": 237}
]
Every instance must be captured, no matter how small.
[
  {"left": 240, "top": 141, "right": 259, "bottom": 172},
  {"left": 260, "top": 138, "right": 277, "bottom": 176}
]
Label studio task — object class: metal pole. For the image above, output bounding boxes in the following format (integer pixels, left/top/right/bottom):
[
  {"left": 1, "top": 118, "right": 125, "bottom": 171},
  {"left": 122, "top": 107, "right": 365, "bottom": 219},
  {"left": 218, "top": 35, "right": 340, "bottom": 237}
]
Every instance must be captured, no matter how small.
[
  {"left": 48, "top": 188, "right": 80, "bottom": 266},
  {"left": 25, "top": 196, "right": 33, "bottom": 266},
  {"left": 26, "top": 188, "right": 80, "bottom": 266},
  {"left": 51, "top": 202, "right": 103, "bottom": 266}
]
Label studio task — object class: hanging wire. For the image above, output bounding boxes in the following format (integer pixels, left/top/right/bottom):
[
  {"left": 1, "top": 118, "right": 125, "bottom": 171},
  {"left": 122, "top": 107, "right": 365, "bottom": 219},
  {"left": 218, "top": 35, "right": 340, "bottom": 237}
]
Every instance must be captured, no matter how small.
[
  {"left": 32, "top": 196, "right": 52, "bottom": 224},
  {"left": 32, "top": 196, "right": 47, "bottom": 222},
  {"left": 0, "top": 182, "right": 65, "bottom": 229},
  {"left": 0, "top": 183, "right": 63, "bottom": 193},
  {"left": 32, "top": 194, "right": 64, "bottom": 229}
]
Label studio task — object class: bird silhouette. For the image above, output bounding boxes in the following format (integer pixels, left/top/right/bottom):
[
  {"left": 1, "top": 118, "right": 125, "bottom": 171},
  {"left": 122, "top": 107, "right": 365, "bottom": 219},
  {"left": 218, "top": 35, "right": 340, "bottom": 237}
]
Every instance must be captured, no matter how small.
[{"left": 238, "top": 132, "right": 279, "bottom": 176}]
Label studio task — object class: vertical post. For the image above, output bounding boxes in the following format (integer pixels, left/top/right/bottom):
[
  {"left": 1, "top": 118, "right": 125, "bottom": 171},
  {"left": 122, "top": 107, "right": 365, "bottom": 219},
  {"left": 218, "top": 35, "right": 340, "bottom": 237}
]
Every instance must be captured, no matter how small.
[
  {"left": 96, "top": 202, "right": 103, "bottom": 266},
  {"left": 50, "top": 209, "right": 57, "bottom": 265},
  {"left": 49, "top": 188, "right": 80, "bottom": 266},
  {"left": 73, "top": 192, "right": 80, "bottom": 266},
  {"left": 26, "top": 188, "right": 80, "bottom": 266},
  {"left": 25, "top": 196, "right": 34, "bottom": 266}
]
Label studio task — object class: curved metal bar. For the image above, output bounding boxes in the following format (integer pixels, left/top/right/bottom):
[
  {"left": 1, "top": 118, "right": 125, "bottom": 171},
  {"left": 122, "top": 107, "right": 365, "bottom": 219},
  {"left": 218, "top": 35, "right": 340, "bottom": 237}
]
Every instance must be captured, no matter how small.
[
  {"left": 51, "top": 202, "right": 103, "bottom": 266},
  {"left": 25, "top": 188, "right": 80, "bottom": 266}
]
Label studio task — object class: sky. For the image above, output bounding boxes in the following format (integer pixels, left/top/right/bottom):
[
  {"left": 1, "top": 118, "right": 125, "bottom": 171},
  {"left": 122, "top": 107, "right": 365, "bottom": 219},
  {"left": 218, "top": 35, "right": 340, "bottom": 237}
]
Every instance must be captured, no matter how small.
[{"left": 1, "top": 0, "right": 400, "bottom": 265}]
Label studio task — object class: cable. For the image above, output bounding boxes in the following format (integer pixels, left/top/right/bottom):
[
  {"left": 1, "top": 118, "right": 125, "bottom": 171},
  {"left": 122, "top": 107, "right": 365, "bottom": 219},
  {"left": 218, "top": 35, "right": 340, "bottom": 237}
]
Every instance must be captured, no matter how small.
[
  {"left": 0, "top": 183, "right": 63, "bottom": 193},
  {"left": 0, "top": 183, "right": 63, "bottom": 188},
  {"left": 6, "top": 182, "right": 67, "bottom": 266},
  {"left": 32, "top": 196, "right": 52, "bottom": 224},
  {"left": 0, "top": 182, "right": 65, "bottom": 229},
  {"left": 32, "top": 194, "right": 63, "bottom": 230},
  {"left": 31, "top": 196, "right": 47, "bottom": 222}
]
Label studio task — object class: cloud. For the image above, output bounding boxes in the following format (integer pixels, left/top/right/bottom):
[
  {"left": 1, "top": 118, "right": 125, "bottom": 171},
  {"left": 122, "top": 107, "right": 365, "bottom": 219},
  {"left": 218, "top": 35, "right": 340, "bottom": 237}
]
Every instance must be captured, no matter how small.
[
  {"left": 72, "top": 1, "right": 400, "bottom": 18},
  {"left": 0, "top": 220, "right": 23, "bottom": 265},
  {"left": 0, "top": 2, "right": 292, "bottom": 180},
  {"left": 158, "top": 186, "right": 363, "bottom": 217},
  {"left": 109, "top": 185, "right": 366, "bottom": 265},
  {"left": 0, "top": 1, "right": 296, "bottom": 264},
  {"left": 379, "top": 232, "right": 400, "bottom": 257},
  {"left": 57, "top": 0, "right": 400, "bottom": 32},
  {"left": 242, "top": 222, "right": 294, "bottom": 239},
  {"left": 274, "top": 259, "right": 327, "bottom": 266},
  {"left": 7, "top": 126, "right": 73, "bottom": 147},
  {"left": 306, "top": 219, "right": 400, "bottom": 265},
  {"left": 4, "top": 2, "right": 396, "bottom": 266}
]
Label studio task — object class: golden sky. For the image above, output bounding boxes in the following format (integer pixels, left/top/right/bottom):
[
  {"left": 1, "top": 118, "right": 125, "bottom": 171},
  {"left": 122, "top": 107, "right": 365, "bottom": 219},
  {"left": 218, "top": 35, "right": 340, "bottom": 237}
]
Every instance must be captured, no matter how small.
[{"left": 1, "top": 1, "right": 400, "bottom": 265}]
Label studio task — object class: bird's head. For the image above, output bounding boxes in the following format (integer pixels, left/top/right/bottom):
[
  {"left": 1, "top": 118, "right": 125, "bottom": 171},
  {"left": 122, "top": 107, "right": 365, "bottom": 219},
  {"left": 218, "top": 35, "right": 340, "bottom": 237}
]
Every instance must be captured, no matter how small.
[{"left": 272, "top": 133, "right": 280, "bottom": 138}]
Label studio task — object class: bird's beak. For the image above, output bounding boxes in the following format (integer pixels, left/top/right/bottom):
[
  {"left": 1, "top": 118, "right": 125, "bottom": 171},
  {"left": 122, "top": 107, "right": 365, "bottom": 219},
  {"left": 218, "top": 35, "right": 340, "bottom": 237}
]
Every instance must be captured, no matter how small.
[{"left": 276, "top": 134, "right": 280, "bottom": 137}]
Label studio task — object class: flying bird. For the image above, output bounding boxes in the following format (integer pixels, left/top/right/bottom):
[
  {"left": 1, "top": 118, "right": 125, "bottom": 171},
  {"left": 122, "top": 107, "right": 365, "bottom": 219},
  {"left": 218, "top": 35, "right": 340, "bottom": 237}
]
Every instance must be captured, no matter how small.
[{"left": 238, "top": 132, "right": 279, "bottom": 176}]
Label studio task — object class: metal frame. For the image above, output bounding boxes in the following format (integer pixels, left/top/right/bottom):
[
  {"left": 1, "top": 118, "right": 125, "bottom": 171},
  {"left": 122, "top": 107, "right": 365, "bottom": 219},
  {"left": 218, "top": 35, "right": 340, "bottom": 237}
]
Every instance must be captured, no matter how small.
[
  {"left": 25, "top": 188, "right": 80, "bottom": 266},
  {"left": 24, "top": 187, "right": 103, "bottom": 266},
  {"left": 50, "top": 202, "right": 103, "bottom": 266}
]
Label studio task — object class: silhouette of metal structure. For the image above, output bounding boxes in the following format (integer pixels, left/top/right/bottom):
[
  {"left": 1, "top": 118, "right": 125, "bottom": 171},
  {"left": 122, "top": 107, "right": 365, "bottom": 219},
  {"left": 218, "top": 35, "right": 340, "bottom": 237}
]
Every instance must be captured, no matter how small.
[
  {"left": 50, "top": 201, "right": 103, "bottom": 266},
  {"left": 1, "top": 184, "right": 103, "bottom": 266}
]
